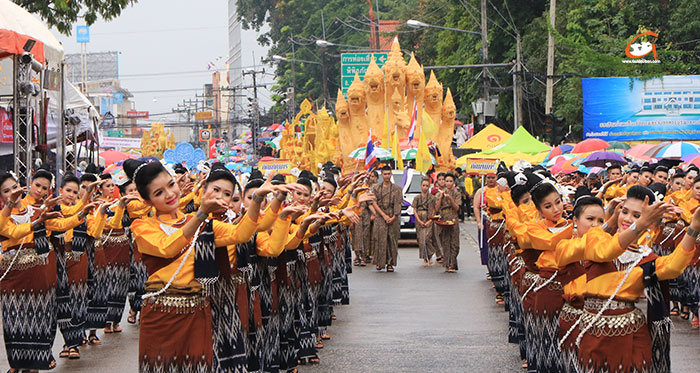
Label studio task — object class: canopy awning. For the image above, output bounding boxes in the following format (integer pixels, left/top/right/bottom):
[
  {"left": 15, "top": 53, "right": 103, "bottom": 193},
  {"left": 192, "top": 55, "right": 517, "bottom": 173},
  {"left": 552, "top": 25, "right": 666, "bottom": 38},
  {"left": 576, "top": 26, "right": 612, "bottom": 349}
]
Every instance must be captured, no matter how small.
[
  {"left": 458, "top": 123, "right": 511, "bottom": 151},
  {"left": 0, "top": 0, "right": 64, "bottom": 68}
]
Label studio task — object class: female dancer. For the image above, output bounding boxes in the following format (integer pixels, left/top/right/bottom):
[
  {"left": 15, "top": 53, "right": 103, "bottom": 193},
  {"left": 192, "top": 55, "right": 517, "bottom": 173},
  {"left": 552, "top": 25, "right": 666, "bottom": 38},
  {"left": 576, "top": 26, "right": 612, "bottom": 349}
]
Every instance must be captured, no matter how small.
[
  {"left": 124, "top": 159, "right": 274, "bottom": 372},
  {"left": 412, "top": 177, "right": 436, "bottom": 266}
]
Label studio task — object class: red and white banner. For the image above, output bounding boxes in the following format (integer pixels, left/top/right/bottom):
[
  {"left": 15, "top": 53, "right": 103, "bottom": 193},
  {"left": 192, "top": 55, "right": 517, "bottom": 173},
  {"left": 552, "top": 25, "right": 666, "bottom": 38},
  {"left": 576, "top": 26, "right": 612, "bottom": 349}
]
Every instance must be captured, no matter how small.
[{"left": 0, "top": 107, "right": 13, "bottom": 143}]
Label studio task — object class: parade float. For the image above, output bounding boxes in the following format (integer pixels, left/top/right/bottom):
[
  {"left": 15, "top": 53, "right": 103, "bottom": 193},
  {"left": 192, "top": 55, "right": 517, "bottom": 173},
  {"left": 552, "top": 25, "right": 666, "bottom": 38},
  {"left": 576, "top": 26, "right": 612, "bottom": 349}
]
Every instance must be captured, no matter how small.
[
  {"left": 333, "top": 38, "right": 457, "bottom": 172},
  {"left": 140, "top": 122, "right": 176, "bottom": 158}
]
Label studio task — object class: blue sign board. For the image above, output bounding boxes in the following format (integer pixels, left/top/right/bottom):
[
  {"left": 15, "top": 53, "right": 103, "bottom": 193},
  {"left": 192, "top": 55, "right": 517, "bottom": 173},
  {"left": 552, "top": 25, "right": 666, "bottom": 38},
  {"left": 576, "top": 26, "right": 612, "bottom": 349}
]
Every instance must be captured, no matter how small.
[
  {"left": 76, "top": 26, "right": 90, "bottom": 43},
  {"left": 113, "top": 92, "right": 123, "bottom": 104},
  {"left": 582, "top": 75, "right": 700, "bottom": 141}
]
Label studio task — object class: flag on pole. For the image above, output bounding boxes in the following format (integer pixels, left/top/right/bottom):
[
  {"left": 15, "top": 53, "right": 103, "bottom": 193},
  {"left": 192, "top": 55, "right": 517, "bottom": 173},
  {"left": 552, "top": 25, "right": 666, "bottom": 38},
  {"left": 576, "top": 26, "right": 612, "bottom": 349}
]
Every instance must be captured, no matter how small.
[
  {"left": 407, "top": 98, "right": 418, "bottom": 141},
  {"left": 383, "top": 104, "right": 390, "bottom": 149},
  {"left": 415, "top": 125, "right": 432, "bottom": 173},
  {"left": 421, "top": 110, "right": 438, "bottom": 140},
  {"left": 364, "top": 129, "right": 377, "bottom": 170},
  {"left": 393, "top": 125, "right": 404, "bottom": 170},
  {"left": 466, "top": 122, "right": 474, "bottom": 138}
]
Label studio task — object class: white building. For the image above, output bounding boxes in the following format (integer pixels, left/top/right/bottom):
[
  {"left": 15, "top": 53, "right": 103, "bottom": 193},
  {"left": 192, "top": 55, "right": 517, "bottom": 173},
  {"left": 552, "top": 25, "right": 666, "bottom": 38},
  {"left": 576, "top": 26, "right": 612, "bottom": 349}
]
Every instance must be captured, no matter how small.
[
  {"left": 228, "top": 0, "right": 275, "bottom": 135},
  {"left": 639, "top": 76, "right": 700, "bottom": 116}
]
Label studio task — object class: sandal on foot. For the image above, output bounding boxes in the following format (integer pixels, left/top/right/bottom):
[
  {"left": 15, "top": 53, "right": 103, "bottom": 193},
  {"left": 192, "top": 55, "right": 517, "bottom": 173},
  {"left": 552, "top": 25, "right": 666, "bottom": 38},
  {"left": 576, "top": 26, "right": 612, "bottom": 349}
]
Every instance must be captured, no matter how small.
[
  {"left": 104, "top": 326, "right": 113, "bottom": 334},
  {"left": 387, "top": 265, "right": 394, "bottom": 272},
  {"left": 360, "top": 260, "right": 366, "bottom": 267},
  {"left": 692, "top": 317, "right": 699, "bottom": 329},
  {"left": 309, "top": 357, "right": 320, "bottom": 364},
  {"left": 320, "top": 333, "right": 331, "bottom": 340},
  {"left": 69, "top": 347, "right": 80, "bottom": 359},
  {"left": 59, "top": 346, "right": 70, "bottom": 358},
  {"left": 670, "top": 306, "right": 679, "bottom": 316},
  {"left": 680, "top": 311, "right": 690, "bottom": 320},
  {"left": 315, "top": 342, "right": 324, "bottom": 349},
  {"left": 376, "top": 266, "right": 382, "bottom": 271},
  {"left": 331, "top": 315, "right": 337, "bottom": 321},
  {"left": 127, "top": 311, "right": 137, "bottom": 324},
  {"left": 112, "top": 325, "right": 123, "bottom": 333},
  {"left": 88, "top": 335, "right": 102, "bottom": 345},
  {"left": 353, "top": 258, "right": 361, "bottom": 266}
]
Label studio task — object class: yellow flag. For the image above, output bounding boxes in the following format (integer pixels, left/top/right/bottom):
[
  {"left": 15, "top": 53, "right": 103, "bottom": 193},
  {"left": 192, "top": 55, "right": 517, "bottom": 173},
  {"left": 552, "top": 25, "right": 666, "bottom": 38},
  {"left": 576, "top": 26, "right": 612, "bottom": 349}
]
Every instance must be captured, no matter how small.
[
  {"left": 415, "top": 125, "right": 432, "bottom": 173},
  {"left": 393, "top": 126, "right": 404, "bottom": 170},
  {"left": 421, "top": 110, "right": 438, "bottom": 140},
  {"left": 383, "top": 105, "right": 391, "bottom": 150}
]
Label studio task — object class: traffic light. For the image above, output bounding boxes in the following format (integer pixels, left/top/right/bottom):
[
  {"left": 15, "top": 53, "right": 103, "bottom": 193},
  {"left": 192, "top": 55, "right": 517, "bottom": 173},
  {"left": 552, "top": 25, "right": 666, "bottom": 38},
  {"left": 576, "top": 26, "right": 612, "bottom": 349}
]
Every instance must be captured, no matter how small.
[{"left": 551, "top": 116, "right": 565, "bottom": 146}]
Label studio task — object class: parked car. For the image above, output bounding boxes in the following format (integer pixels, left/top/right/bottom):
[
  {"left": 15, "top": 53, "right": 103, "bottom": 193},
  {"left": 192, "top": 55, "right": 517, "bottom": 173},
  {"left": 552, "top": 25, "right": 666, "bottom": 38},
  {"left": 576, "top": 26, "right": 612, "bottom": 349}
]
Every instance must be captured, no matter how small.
[{"left": 392, "top": 169, "right": 423, "bottom": 238}]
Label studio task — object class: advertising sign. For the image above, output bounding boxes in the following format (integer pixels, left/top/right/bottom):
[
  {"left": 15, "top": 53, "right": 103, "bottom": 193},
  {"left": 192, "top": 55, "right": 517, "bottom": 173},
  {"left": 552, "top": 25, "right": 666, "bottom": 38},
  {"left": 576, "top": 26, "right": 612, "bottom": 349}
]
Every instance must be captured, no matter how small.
[
  {"left": 195, "top": 111, "right": 213, "bottom": 121},
  {"left": 125, "top": 110, "right": 149, "bottom": 119},
  {"left": 0, "top": 107, "right": 12, "bottom": 143},
  {"left": 464, "top": 158, "right": 499, "bottom": 175},
  {"left": 340, "top": 53, "right": 388, "bottom": 96},
  {"left": 199, "top": 128, "right": 211, "bottom": 142},
  {"left": 582, "top": 75, "right": 700, "bottom": 141},
  {"left": 101, "top": 136, "right": 141, "bottom": 149},
  {"left": 259, "top": 159, "right": 293, "bottom": 175}
]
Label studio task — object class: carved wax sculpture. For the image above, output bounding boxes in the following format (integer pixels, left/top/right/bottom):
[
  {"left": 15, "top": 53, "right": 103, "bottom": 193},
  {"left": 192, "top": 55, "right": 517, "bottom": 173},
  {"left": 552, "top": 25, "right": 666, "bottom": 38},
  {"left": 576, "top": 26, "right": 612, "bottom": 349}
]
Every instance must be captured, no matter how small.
[
  {"left": 438, "top": 88, "right": 457, "bottom": 171},
  {"left": 364, "top": 55, "right": 386, "bottom": 142},
  {"left": 424, "top": 70, "right": 443, "bottom": 140},
  {"left": 315, "top": 107, "right": 331, "bottom": 165},
  {"left": 391, "top": 87, "right": 410, "bottom": 139},
  {"left": 383, "top": 37, "right": 406, "bottom": 122},
  {"left": 405, "top": 52, "right": 425, "bottom": 138},
  {"left": 347, "top": 72, "right": 368, "bottom": 149},
  {"left": 335, "top": 89, "right": 354, "bottom": 166}
]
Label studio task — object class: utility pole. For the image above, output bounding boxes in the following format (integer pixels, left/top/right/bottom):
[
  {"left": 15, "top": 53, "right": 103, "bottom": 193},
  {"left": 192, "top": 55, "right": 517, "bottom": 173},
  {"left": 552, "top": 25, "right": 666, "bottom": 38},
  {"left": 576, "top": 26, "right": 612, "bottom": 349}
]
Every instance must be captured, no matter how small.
[
  {"left": 243, "top": 68, "right": 265, "bottom": 157},
  {"left": 545, "top": 0, "right": 556, "bottom": 114},
  {"left": 290, "top": 37, "right": 297, "bottom": 114},
  {"left": 320, "top": 12, "right": 330, "bottom": 106},
  {"left": 514, "top": 33, "right": 523, "bottom": 130},
  {"left": 480, "top": 0, "right": 489, "bottom": 127}
]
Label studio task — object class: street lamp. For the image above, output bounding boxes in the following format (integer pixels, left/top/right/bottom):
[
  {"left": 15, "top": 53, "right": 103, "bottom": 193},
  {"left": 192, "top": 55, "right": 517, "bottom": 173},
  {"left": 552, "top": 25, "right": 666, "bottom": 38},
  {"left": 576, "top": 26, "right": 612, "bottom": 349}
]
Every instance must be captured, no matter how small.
[
  {"left": 271, "top": 54, "right": 321, "bottom": 65},
  {"left": 315, "top": 39, "right": 378, "bottom": 50},
  {"left": 406, "top": 19, "right": 481, "bottom": 35}
]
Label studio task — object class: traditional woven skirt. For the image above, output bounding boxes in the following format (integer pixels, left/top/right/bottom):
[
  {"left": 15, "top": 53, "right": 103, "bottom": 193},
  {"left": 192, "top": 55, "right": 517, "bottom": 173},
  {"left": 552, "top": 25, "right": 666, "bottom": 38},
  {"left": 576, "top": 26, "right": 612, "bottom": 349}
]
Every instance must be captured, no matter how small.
[
  {"left": 297, "top": 247, "right": 318, "bottom": 360},
  {"left": 0, "top": 246, "right": 58, "bottom": 370},
  {"left": 210, "top": 271, "right": 247, "bottom": 373},
  {"left": 508, "top": 255, "right": 526, "bottom": 359},
  {"left": 530, "top": 270, "right": 565, "bottom": 373},
  {"left": 684, "top": 263, "right": 700, "bottom": 315},
  {"left": 278, "top": 253, "right": 300, "bottom": 371},
  {"left": 577, "top": 299, "right": 651, "bottom": 373},
  {"left": 63, "top": 246, "right": 90, "bottom": 348},
  {"left": 521, "top": 271, "right": 538, "bottom": 372},
  {"left": 139, "top": 293, "right": 213, "bottom": 372},
  {"left": 103, "top": 228, "right": 131, "bottom": 325},
  {"left": 653, "top": 221, "right": 686, "bottom": 304},
  {"left": 128, "top": 238, "right": 148, "bottom": 313},
  {"left": 54, "top": 237, "right": 74, "bottom": 346},
  {"left": 558, "top": 302, "right": 582, "bottom": 373},
  {"left": 479, "top": 214, "right": 488, "bottom": 266},
  {"left": 486, "top": 218, "right": 508, "bottom": 295},
  {"left": 86, "top": 240, "right": 109, "bottom": 329},
  {"left": 318, "top": 244, "right": 334, "bottom": 328}
]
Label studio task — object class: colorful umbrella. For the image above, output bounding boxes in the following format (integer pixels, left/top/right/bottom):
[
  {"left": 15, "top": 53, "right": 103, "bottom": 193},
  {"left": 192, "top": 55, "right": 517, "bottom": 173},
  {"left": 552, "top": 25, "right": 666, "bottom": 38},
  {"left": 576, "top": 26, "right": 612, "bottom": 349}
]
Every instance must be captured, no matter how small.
[
  {"left": 348, "top": 146, "right": 392, "bottom": 160},
  {"left": 625, "top": 143, "right": 657, "bottom": 161},
  {"left": 645, "top": 142, "right": 700, "bottom": 160},
  {"left": 100, "top": 149, "right": 136, "bottom": 166},
  {"left": 607, "top": 141, "right": 631, "bottom": 150},
  {"left": 268, "top": 123, "right": 283, "bottom": 131},
  {"left": 551, "top": 153, "right": 588, "bottom": 174},
  {"left": 682, "top": 155, "right": 700, "bottom": 169},
  {"left": 544, "top": 153, "right": 577, "bottom": 167},
  {"left": 570, "top": 139, "right": 609, "bottom": 154},
  {"left": 581, "top": 151, "right": 628, "bottom": 168},
  {"left": 401, "top": 148, "right": 437, "bottom": 164},
  {"left": 544, "top": 144, "right": 574, "bottom": 160}
]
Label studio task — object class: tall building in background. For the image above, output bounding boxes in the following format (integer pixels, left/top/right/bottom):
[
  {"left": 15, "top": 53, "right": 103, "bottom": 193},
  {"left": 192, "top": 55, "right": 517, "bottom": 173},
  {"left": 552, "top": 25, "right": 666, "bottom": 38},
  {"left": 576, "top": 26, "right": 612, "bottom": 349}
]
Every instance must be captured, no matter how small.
[{"left": 228, "top": 0, "right": 275, "bottom": 136}]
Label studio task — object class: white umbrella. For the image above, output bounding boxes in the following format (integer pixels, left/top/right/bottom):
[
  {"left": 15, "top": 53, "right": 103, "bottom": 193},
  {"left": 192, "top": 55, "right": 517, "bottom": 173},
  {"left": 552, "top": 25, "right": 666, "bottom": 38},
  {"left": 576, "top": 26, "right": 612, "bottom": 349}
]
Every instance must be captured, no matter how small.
[
  {"left": 0, "top": 0, "right": 65, "bottom": 68},
  {"left": 348, "top": 146, "right": 392, "bottom": 160}
]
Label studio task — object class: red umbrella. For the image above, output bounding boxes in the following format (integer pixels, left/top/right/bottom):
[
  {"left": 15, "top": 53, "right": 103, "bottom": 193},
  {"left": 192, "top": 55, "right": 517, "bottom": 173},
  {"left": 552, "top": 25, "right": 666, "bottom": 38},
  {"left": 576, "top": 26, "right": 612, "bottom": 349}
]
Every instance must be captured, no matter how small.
[
  {"left": 571, "top": 139, "right": 609, "bottom": 154},
  {"left": 268, "top": 123, "right": 282, "bottom": 131},
  {"left": 100, "top": 149, "right": 136, "bottom": 166},
  {"left": 683, "top": 155, "right": 700, "bottom": 169},
  {"left": 625, "top": 143, "right": 657, "bottom": 161}
]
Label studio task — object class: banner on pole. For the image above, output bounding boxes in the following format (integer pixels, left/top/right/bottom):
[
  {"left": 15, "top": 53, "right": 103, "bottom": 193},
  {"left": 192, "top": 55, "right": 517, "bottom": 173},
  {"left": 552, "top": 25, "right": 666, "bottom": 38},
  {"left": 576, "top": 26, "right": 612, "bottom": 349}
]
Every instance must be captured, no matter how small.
[
  {"left": 259, "top": 159, "right": 293, "bottom": 175},
  {"left": 464, "top": 158, "right": 499, "bottom": 175},
  {"left": 101, "top": 136, "right": 141, "bottom": 149}
]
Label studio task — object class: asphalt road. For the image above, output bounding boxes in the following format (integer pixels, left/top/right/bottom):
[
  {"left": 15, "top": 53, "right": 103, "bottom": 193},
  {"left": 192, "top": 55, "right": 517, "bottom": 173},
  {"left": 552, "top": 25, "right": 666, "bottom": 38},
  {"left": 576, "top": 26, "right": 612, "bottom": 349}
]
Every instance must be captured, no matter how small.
[{"left": 0, "top": 220, "right": 699, "bottom": 372}]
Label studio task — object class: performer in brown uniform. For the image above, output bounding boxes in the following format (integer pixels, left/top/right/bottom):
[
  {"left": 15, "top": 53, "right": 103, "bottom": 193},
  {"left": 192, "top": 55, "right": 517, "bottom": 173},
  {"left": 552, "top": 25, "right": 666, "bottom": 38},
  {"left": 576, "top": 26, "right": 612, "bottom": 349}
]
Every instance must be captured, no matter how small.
[
  {"left": 412, "top": 177, "right": 437, "bottom": 265},
  {"left": 434, "top": 173, "right": 462, "bottom": 272},
  {"left": 371, "top": 165, "right": 403, "bottom": 272}
]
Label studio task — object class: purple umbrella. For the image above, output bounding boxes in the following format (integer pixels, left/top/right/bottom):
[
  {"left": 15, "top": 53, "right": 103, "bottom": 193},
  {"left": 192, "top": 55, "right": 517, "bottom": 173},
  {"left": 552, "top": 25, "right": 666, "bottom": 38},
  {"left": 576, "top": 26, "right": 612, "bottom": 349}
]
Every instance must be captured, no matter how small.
[{"left": 581, "top": 151, "right": 628, "bottom": 168}]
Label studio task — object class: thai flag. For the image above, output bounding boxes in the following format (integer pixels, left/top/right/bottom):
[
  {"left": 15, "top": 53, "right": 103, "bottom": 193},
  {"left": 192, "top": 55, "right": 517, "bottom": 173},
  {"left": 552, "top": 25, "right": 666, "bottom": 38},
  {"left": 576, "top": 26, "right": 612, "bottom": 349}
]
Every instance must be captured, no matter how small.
[
  {"left": 407, "top": 98, "right": 418, "bottom": 141},
  {"left": 466, "top": 122, "right": 474, "bottom": 138},
  {"left": 364, "top": 130, "right": 377, "bottom": 170}
]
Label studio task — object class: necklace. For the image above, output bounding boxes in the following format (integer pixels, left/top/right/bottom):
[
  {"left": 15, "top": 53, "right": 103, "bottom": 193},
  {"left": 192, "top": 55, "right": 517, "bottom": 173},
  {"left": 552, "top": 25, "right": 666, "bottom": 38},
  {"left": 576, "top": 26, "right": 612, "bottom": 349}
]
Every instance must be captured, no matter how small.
[{"left": 156, "top": 214, "right": 188, "bottom": 227}]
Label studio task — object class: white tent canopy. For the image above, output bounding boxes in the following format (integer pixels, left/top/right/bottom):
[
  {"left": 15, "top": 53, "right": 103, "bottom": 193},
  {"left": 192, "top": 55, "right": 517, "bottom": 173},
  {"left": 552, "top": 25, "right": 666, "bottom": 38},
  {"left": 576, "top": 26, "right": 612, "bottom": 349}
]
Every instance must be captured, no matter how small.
[{"left": 0, "top": 0, "right": 64, "bottom": 68}]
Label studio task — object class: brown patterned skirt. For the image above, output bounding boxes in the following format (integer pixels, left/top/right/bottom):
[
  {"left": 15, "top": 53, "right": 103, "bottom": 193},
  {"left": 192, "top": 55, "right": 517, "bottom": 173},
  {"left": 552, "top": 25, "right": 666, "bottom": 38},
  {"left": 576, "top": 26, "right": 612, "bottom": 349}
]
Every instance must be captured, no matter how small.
[{"left": 139, "top": 293, "right": 213, "bottom": 373}]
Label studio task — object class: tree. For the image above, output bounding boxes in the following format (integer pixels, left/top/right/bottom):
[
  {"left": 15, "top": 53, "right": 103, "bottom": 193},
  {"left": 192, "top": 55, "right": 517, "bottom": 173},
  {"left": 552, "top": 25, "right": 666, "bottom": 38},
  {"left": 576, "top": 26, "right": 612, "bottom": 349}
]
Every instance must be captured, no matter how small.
[{"left": 15, "top": 0, "right": 137, "bottom": 35}]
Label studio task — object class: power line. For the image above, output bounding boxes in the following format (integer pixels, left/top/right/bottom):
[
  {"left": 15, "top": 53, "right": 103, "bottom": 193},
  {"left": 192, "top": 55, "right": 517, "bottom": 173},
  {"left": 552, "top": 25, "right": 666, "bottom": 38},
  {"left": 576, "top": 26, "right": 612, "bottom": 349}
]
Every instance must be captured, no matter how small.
[{"left": 91, "top": 26, "right": 226, "bottom": 36}]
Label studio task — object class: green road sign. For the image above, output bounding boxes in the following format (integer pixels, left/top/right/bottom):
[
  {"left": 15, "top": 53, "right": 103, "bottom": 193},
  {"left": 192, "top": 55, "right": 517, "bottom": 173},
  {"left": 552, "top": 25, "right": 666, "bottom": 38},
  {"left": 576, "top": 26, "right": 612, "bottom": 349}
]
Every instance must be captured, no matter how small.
[
  {"left": 107, "top": 130, "right": 124, "bottom": 138},
  {"left": 340, "top": 52, "right": 388, "bottom": 96}
]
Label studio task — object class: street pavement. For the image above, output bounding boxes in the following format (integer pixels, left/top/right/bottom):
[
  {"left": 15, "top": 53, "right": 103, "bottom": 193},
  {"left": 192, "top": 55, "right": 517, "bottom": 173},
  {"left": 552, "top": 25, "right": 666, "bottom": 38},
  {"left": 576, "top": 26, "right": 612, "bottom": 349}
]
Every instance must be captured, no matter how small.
[{"left": 0, "top": 220, "right": 698, "bottom": 371}]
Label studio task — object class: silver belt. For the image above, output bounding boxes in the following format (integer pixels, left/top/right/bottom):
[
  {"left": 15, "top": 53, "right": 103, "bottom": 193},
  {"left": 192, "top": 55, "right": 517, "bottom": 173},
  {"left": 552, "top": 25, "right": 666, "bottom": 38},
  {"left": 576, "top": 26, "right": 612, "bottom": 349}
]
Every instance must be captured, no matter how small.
[
  {"left": 560, "top": 302, "right": 582, "bottom": 322},
  {"left": 230, "top": 273, "right": 245, "bottom": 286},
  {"left": 304, "top": 250, "right": 318, "bottom": 260},
  {"left": 0, "top": 248, "right": 49, "bottom": 272},
  {"left": 584, "top": 297, "right": 635, "bottom": 311},
  {"left": 578, "top": 307, "right": 645, "bottom": 338},
  {"left": 146, "top": 293, "right": 207, "bottom": 312}
]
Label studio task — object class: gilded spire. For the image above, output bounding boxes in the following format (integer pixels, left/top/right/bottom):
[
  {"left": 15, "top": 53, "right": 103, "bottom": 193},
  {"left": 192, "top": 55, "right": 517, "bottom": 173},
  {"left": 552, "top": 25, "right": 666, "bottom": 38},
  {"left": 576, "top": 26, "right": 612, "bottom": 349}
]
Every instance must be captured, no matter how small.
[
  {"left": 443, "top": 88, "right": 456, "bottom": 110},
  {"left": 425, "top": 70, "right": 442, "bottom": 91}
]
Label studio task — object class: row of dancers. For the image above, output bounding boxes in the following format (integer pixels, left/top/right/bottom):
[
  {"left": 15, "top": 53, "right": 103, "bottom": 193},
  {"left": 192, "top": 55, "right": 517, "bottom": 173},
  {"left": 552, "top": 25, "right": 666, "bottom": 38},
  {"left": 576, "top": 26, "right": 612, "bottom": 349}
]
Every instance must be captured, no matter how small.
[
  {"left": 0, "top": 159, "right": 374, "bottom": 372},
  {"left": 480, "top": 164, "right": 700, "bottom": 372}
]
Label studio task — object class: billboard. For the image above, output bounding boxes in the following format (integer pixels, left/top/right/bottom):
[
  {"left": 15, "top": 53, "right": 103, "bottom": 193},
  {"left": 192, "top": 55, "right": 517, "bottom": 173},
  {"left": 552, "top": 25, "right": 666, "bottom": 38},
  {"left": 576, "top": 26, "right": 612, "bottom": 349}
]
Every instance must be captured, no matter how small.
[{"left": 582, "top": 75, "right": 700, "bottom": 141}]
